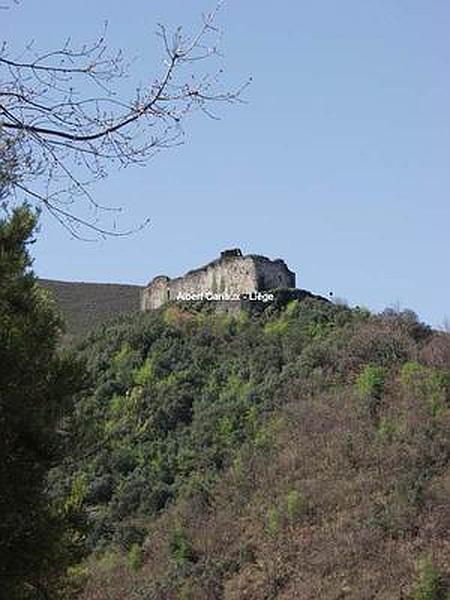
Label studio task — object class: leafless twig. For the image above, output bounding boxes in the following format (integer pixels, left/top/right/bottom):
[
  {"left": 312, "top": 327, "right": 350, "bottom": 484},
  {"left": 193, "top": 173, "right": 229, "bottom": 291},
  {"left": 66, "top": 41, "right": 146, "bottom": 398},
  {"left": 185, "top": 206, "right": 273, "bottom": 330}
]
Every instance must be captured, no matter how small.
[{"left": 0, "top": 4, "right": 247, "bottom": 237}]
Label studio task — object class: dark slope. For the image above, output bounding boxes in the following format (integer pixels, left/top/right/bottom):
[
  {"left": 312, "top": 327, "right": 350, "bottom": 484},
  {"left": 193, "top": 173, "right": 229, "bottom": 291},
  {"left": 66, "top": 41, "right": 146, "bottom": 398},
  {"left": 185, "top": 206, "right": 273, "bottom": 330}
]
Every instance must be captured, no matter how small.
[{"left": 39, "top": 279, "right": 142, "bottom": 340}]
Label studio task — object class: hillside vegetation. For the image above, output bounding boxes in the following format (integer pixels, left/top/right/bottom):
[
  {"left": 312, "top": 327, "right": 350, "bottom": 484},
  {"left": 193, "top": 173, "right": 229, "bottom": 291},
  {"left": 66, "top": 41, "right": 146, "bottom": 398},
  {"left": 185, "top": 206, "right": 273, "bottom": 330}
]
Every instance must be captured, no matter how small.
[
  {"left": 55, "top": 293, "right": 450, "bottom": 599},
  {"left": 38, "top": 279, "right": 142, "bottom": 342}
]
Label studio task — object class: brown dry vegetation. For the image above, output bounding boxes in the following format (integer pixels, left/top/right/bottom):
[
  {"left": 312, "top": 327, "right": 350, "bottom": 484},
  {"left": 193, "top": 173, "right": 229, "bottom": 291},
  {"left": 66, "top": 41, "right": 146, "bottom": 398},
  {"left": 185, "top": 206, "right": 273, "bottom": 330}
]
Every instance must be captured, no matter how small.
[
  {"left": 75, "top": 309, "right": 450, "bottom": 600},
  {"left": 39, "top": 279, "right": 141, "bottom": 342}
]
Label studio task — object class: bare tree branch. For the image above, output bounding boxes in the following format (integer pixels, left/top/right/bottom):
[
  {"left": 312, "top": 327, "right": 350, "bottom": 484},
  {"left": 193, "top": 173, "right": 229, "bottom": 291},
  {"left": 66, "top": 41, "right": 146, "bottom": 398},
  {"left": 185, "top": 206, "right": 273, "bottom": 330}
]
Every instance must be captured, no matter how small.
[{"left": 0, "top": 3, "right": 247, "bottom": 237}]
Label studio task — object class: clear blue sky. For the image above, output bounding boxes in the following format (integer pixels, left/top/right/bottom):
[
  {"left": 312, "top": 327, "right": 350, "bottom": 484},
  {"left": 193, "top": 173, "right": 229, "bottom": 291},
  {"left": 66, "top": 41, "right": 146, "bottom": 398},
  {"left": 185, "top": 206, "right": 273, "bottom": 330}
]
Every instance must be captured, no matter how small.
[{"left": 5, "top": 1, "right": 450, "bottom": 326}]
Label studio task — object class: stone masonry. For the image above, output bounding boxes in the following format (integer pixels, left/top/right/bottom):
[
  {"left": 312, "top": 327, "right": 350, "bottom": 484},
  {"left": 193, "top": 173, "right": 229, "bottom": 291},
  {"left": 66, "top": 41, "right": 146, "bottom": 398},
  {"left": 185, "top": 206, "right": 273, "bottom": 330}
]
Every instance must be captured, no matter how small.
[{"left": 141, "top": 249, "right": 296, "bottom": 310}]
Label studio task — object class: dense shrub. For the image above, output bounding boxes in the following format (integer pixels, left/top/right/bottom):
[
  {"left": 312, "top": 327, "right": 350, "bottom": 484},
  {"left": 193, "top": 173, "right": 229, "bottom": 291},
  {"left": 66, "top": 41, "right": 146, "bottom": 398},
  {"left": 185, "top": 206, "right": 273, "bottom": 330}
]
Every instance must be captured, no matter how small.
[
  {"left": 0, "top": 207, "right": 85, "bottom": 599},
  {"left": 50, "top": 294, "right": 450, "bottom": 599},
  {"left": 408, "top": 558, "right": 449, "bottom": 600}
]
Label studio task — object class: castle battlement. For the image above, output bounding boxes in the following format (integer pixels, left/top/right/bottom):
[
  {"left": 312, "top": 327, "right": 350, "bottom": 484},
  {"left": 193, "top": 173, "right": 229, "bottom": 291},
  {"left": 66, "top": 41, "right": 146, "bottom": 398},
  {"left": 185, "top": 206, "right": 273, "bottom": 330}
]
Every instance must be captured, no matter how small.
[{"left": 141, "top": 248, "right": 296, "bottom": 310}]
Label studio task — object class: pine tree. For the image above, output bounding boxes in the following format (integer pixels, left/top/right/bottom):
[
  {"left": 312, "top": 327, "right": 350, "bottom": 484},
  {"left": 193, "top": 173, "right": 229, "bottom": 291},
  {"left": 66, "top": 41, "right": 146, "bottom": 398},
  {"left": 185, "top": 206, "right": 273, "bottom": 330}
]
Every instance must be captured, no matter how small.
[{"left": 0, "top": 205, "right": 84, "bottom": 599}]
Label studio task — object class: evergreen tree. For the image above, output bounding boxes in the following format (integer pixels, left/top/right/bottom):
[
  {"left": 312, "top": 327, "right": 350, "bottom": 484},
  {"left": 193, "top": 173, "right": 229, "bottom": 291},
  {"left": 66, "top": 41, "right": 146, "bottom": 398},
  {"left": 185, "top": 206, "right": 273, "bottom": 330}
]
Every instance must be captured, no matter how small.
[{"left": 0, "top": 205, "right": 84, "bottom": 599}]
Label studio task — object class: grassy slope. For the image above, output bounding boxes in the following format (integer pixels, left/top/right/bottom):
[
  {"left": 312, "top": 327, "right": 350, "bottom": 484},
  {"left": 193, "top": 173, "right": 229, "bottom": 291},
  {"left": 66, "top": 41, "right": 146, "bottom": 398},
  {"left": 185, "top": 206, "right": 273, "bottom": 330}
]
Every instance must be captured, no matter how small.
[
  {"left": 57, "top": 295, "right": 450, "bottom": 600},
  {"left": 39, "top": 279, "right": 142, "bottom": 342}
]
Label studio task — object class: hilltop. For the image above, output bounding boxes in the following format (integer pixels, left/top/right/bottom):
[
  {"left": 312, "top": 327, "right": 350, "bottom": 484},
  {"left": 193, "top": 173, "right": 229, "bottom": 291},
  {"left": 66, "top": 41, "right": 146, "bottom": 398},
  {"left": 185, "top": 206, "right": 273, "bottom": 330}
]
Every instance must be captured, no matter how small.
[
  {"left": 51, "top": 292, "right": 450, "bottom": 599},
  {"left": 38, "top": 279, "right": 142, "bottom": 341}
]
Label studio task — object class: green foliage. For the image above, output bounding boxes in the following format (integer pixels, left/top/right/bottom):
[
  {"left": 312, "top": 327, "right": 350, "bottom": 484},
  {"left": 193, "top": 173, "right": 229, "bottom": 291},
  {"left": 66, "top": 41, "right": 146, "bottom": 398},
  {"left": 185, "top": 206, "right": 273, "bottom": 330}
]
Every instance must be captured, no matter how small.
[
  {"left": 64, "top": 472, "right": 88, "bottom": 513},
  {"left": 48, "top": 296, "right": 375, "bottom": 551},
  {"left": 356, "top": 364, "right": 386, "bottom": 422},
  {"left": 64, "top": 563, "right": 89, "bottom": 598},
  {"left": 356, "top": 365, "right": 386, "bottom": 400},
  {"left": 59, "top": 307, "right": 288, "bottom": 547},
  {"left": 112, "top": 342, "right": 141, "bottom": 387},
  {"left": 235, "top": 308, "right": 250, "bottom": 328},
  {"left": 48, "top": 286, "right": 449, "bottom": 599},
  {"left": 376, "top": 416, "right": 397, "bottom": 442},
  {"left": 0, "top": 206, "right": 84, "bottom": 598},
  {"left": 127, "top": 543, "right": 144, "bottom": 572},
  {"left": 97, "top": 549, "right": 121, "bottom": 573},
  {"left": 264, "top": 317, "right": 290, "bottom": 336},
  {"left": 266, "top": 490, "right": 307, "bottom": 537},
  {"left": 263, "top": 300, "right": 298, "bottom": 337},
  {"left": 253, "top": 415, "right": 284, "bottom": 450},
  {"left": 133, "top": 355, "right": 155, "bottom": 386},
  {"left": 169, "top": 526, "right": 196, "bottom": 568},
  {"left": 286, "top": 489, "right": 308, "bottom": 525},
  {"left": 266, "top": 507, "right": 280, "bottom": 537},
  {"left": 408, "top": 558, "right": 449, "bottom": 600},
  {"left": 40, "top": 279, "right": 450, "bottom": 598},
  {"left": 0, "top": 133, "right": 23, "bottom": 201},
  {"left": 401, "top": 361, "right": 450, "bottom": 416}
]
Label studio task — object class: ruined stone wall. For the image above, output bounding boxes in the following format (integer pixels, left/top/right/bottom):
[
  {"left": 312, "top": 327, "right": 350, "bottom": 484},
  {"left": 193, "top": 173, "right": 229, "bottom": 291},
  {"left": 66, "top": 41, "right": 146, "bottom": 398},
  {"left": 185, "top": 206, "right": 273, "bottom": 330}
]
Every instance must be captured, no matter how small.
[
  {"left": 168, "top": 256, "right": 258, "bottom": 299},
  {"left": 141, "top": 250, "right": 296, "bottom": 311},
  {"left": 253, "top": 257, "right": 295, "bottom": 289},
  {"left": 141, "top": 275, "right": 170, "bottom": 310}
]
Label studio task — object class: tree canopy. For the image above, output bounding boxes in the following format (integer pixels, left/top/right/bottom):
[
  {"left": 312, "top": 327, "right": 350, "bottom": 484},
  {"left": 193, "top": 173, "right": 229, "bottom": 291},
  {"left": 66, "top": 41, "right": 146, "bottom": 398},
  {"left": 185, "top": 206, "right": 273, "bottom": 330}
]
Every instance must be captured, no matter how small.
[{"left": 0, "top": 205, "right": 84, "bottom": 599}]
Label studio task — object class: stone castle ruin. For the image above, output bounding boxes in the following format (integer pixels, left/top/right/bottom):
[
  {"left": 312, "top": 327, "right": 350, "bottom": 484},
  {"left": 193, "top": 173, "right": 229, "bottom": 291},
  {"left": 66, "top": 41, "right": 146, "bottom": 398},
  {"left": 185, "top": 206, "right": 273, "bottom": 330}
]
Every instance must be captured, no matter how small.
[{"left": 141, "top": 249, "right": 296, "bottom": 310}]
